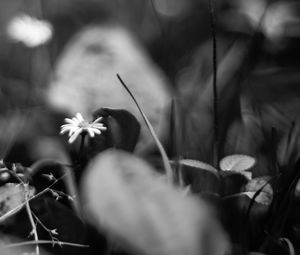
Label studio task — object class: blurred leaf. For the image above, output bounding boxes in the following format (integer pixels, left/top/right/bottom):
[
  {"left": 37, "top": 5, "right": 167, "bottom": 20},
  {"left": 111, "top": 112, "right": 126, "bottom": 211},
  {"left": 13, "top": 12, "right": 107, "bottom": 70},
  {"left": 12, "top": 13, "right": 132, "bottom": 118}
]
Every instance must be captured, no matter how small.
[
  {"left": 0, "top": 112, "right": 26, "bottom": 159},
  {"left": 0, "top": 183, "right": 35, "bottom": 223},
  {"left": 47, "top": 25, "right": 171, "bottom": 151},
  {"left": 91, "top": 107, "right": 141, "bottom": 153},
  {"left": 245, "top": 177, "right": 273, "bottom": 205},
  {"left": 0, "top": 242, "right": 28, "bottom": 255},
  {"left": 220, "top": 154, "right": 256, "bottom": 172},
  {"left": 82, "top": 149, "right": 229, "bottom": 255},
  {"left": 223, "top": 0, "right": 300, "bottom": 42}
]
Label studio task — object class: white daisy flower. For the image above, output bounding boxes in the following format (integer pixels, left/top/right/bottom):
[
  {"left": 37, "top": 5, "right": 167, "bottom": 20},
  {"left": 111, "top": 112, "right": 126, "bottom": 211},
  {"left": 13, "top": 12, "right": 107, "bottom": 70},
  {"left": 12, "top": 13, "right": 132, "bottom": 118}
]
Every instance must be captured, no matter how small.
[
  {"left": 60, "top": 113, "right": 107, "bottom": 144},
  {"left": 6, "top": 14, "right": 53, "bottom": 48}
]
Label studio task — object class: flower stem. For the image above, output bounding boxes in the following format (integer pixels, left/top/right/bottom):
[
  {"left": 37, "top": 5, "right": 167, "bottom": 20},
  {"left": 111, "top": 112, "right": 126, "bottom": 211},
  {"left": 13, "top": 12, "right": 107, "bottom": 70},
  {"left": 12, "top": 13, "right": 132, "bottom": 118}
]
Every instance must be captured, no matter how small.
[{"left": 78, "top": 133, "right": 86, "bottom": 162}]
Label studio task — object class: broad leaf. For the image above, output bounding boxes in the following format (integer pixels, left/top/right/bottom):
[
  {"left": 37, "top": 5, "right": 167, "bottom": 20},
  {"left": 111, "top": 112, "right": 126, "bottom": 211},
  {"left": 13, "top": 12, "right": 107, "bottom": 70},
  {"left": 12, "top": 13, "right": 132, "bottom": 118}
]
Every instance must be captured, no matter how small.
[
  {"left": 220, "top": 154, "right": 256, "bottom": 172},
  {"left": 179, "top": 159, "right": 218, "bottom": 176},
  {"left": 82, "top": 150, "right": 229, "bottom": 255},
  {"left": 245, "top": 176, "right": 273, "bottom": 205}
]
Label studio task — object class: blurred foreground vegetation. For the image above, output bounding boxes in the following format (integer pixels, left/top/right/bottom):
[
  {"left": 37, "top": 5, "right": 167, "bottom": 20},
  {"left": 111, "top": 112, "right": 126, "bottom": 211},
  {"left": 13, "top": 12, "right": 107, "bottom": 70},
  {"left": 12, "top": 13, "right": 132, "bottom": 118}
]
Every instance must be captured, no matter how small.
[{"left": 0, "top": 1, "right": 300, "bottom": 255}]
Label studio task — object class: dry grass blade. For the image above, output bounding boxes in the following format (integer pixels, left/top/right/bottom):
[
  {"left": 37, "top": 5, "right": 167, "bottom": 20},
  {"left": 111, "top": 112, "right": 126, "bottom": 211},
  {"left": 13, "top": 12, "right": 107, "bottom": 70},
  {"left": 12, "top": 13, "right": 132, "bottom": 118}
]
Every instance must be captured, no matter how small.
[
  {"left": 30, "top": 159, "right": 81, "bottom": 218},
  {"left": 5, "top": 240, "right": 89, "bottom": 248},
  {"left": 24, "top": 188, "right": 40, "bottom": 255},
  {"left": 116, "top": 74, "right": 174, "bottom": 182},
  {"left": 0, "top": 175, "right": 66, "bottom": 222}
]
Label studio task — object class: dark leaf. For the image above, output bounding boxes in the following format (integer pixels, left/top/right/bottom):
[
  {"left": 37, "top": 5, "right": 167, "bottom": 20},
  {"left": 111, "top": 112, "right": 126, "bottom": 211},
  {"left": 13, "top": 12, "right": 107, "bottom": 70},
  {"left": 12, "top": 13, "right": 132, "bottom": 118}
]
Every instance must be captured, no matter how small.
[{"left": 89, "top": 107, "right": 141, "bottom": 154}]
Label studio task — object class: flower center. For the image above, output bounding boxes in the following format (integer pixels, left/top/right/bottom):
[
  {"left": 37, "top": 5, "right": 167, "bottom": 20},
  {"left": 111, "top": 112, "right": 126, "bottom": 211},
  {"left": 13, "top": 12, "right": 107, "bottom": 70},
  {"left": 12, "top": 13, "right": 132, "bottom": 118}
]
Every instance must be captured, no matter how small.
[{"left": 78, "top": 120, "right": 90, "bottom": 129}]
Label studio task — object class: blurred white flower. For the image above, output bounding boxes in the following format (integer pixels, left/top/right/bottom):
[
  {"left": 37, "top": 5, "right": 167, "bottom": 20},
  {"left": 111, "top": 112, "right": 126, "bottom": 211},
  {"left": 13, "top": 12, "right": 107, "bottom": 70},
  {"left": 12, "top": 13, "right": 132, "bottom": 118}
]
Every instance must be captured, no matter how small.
[
  {"left": 262, "top": 2, "right": 300, "bottom": 40},
  {"left": 60, "top": 113, "right": 107, "bottom": 144},
  {"left": 235, "top": 0, "right": 267, "bottom": 28},
  {"left": 6, "top": 14, "right": 53, "bottom": 47},
  {"left": 228, "top": 0, "right": 300, "bottom": 40}
]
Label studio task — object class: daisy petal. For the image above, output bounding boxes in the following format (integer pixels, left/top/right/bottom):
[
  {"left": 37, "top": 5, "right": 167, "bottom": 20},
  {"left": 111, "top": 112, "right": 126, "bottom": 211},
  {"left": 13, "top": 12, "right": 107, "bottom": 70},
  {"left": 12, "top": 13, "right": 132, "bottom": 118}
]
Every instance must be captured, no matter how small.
[
  {"left": 68, "top": 128, "right": 82, "bottom": 143},
  {"left": 60, "top": 129, "right": 69, "bottom": 135},
  {"left": 76, "top": 113, "right": 84, "bottom": 122},
  {"left": 72, "top": 117, "right": 80, "bottom": 124},
  {"left": 93, "top": 117, "right": 103, "bottom": 124},
  {"left": 68, "top": 127, "right": 79, "bottom": 136},
  {"left": 87, "top": 128, "right": 95, "bottom": 138},
  {"left": 61, "top": 124, "right": 75, "bottom": 129},
  {"left": 90, "top": 128, "right": 101, "bottom": 134},
  {"left": 61, "top": 126, "right": 77, "bottom": 132},
  {"left": 92, "top": 123, "right": 106, "bottom": 128},
  {"left": 64, "top": 118, "right": 76, "bottom": 125}
]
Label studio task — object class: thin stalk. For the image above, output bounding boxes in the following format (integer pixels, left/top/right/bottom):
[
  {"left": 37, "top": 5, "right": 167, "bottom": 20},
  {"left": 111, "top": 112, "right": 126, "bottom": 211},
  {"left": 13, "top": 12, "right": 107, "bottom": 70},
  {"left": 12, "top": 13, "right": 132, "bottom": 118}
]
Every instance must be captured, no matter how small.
[
  {"left": 117, "top": 74, "right": 174, "bottom": 183},
  {"left": 78, "top": 133, "right": 86, "bottom": 161},
  {"left": 0, "top": 174, "right": 67, "bottom": 222},
  {"left": 6, "top": 240, "right": 89, "bottom": 248},
  {"left": 7, "top": 171, "right": 39, "bottom": 255},
  {"left": 170, "top": 98, "right": 182, "bottom": 185},
  {"left": 29, "top": 160, "right": 82, "bottom": 219},
  {"left": 24, "top": 183, "right": 40, "bottom": 255},
  {"left": 208, "top": 0, "right": 219, "bottom": 166}
]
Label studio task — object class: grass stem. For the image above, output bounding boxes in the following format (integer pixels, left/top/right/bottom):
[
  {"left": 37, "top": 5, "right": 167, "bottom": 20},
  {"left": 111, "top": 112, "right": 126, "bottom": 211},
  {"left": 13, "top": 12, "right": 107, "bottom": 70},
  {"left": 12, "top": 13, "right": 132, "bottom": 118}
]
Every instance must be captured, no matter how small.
[
  {"left": 116, "top": 74, "right": 174, "bottom": 183},
  {"left": 208, "top": 0, "right": 219, "bottom": 166}
]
